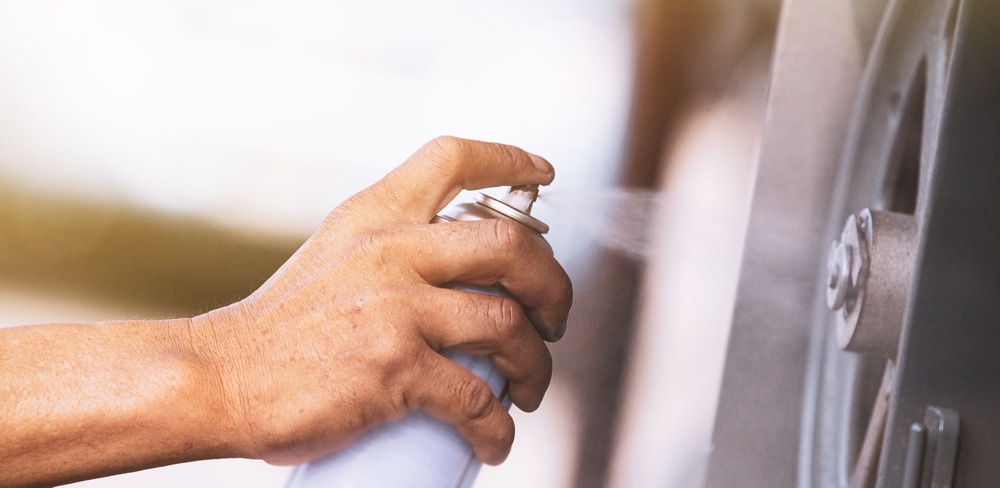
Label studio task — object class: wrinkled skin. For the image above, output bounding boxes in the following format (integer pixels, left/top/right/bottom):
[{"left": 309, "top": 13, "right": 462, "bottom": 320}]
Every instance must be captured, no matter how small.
[{"left": 0, "top": 137, "right": 573, "bottom": 487}]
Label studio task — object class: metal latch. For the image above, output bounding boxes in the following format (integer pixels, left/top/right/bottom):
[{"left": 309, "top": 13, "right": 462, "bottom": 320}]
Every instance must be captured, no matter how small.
[{"left": 901, "top": 406, "right": 960, "bottom": 488}]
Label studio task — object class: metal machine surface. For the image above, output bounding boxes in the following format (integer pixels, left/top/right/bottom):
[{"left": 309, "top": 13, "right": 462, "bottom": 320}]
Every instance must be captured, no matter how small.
[{"left": 707, "top": 0, "right": 1000, "bottom": 486}]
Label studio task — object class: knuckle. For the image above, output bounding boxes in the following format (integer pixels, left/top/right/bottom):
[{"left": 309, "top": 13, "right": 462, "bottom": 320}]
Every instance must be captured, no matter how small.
[
  {"left": 353, "top": 226, "right": 403, "bottom": 259},
  {"left": 486, "top": 296, "right": 521, "bottom": 341},
  {"left": 357, "top": 230, "right": 382, "bottom": 254},
  {"left": 482, "top": 218, "right": 532, "bottom": 256},
  {"left": 351, "top": 231, "right": 388, "bottom": 268},
  {"left": 424, "top": 135, "right": 466, "bottom": 165},
  {"left": 375, "top": 339, "right": 421, "bottom": 395},
  {"left": 456, "top": 377, "right": 495, "bottom": 423},
  {"left": 369, "top": 340, "right": 401, "bottom": 380}
]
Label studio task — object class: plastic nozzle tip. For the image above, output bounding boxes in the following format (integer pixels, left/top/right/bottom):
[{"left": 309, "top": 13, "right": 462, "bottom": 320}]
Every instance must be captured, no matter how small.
[{"left": 501, "top": 185, "right": 539, "bottom": 214}]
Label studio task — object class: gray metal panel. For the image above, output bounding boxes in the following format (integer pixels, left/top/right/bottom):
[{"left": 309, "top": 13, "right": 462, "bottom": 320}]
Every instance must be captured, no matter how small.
[
  {"left": 705, "top": 0, "right": 866, "bottom": 486},
  {"left": 878, "top": 0, "right": 1000, "bottom": 485}
]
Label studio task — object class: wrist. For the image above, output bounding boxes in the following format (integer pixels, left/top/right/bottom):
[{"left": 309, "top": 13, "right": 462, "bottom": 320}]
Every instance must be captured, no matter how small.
[
  {"left": 186, "top": 302, "right": 265, "bottom": 460},
  {"left": 162, "top": 311, "right": 246, "bottom": 461}
]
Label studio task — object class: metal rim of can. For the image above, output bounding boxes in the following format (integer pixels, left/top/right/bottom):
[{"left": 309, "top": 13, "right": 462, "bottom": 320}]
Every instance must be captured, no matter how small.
[{"left": 474, "top": 192, "right": 550, "bottom": 234}]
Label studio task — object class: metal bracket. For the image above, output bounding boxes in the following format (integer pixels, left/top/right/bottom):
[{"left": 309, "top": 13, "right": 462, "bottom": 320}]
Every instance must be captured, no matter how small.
[{"left": 901, "top": 407, "right": 960, "bottom": 488}]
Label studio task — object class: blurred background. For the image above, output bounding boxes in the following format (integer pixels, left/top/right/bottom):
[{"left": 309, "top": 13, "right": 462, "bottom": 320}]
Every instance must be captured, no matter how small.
[{"left": 0, "top": 0, "right": 779, "bottom": 486}]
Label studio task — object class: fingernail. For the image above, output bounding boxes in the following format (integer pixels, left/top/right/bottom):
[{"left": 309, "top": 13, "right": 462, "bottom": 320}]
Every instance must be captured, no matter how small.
[
  {"left": 528, "top": 153, "right": 553, "bottom": 175},
  {"left": 525, "top": 309, "right": 552, "bottom": 341},
  {"left": 553, "top": 319, "right": 568, "bottom": 341}
]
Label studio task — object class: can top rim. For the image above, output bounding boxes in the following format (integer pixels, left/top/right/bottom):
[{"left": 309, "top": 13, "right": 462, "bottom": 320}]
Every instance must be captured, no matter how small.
[{"left": 474, "top": 192, "right": 550, "bottom": 234}]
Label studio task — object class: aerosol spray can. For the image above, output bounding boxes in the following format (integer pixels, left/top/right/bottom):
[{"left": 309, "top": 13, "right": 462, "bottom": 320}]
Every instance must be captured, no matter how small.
[{"left": 285, "top": 185, "right": 551, "bottom": 488}]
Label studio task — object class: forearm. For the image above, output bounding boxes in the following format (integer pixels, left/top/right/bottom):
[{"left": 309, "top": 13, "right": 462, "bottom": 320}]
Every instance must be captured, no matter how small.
[{"left": 0, "top": 318, "right": 237, "bottom": 487}]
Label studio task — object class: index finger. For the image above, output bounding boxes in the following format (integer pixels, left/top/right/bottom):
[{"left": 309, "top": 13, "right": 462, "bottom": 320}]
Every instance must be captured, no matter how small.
[{"left": 359, "top": 136, "right": 555, "bottom": 224}]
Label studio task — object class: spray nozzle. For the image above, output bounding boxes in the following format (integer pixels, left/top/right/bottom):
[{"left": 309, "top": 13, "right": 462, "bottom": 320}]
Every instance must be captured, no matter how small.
[
  {"left": 501, "top": 185, "right": 539, "bottom": 214},
  {"left": 473, "top": 185, "right": 548, "bottom": 234}
]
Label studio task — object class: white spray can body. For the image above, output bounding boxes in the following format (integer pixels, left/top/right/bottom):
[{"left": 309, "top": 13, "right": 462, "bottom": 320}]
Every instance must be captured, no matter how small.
[{"left": 285, "top": 186, "right": 550, "bottom": 488}]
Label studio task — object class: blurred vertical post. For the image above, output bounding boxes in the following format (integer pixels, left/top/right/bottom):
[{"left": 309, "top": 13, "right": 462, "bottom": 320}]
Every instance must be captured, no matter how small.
[{"left": 557, "top": 2, "right": 706, "bottom": 487}]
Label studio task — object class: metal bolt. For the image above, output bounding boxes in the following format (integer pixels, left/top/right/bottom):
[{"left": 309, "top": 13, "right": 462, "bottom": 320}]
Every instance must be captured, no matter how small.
[
  {"left": 826, "top": 241, "right": 852, "bottom": 310},
  {"left": 826, "top": 211, "right": 869, "bottom": 314},
  {"left": 826, "top": 208, "right": 917, "bottom": 359}
]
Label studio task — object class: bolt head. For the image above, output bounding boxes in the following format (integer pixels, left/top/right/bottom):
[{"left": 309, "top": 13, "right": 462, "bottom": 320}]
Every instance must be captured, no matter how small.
[{"left": 826, "top": 241, "right": 852, "bottom": 310}]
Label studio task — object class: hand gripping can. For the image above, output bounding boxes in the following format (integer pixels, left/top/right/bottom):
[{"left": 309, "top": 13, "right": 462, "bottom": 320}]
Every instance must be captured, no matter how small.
[{"left": 286, "top": 185, "right": 550, "bottom": 488}]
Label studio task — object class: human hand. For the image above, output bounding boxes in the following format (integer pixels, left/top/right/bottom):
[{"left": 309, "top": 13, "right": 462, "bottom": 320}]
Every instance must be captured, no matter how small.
[{"left": 191, "top": 136, "right": 573, "bottom": 467}]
